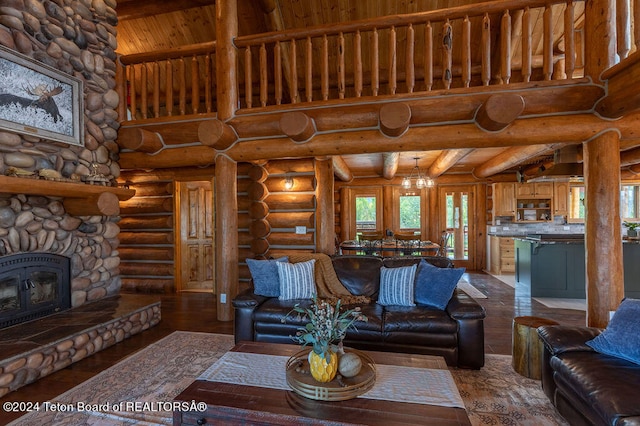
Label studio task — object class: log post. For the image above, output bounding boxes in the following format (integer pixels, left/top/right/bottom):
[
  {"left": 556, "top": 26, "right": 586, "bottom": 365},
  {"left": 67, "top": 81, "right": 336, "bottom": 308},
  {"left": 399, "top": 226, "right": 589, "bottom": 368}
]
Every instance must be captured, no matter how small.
[
  {"left": 315, "top": 157, "right": 335, "bottom": 255},
  {"left": 280, "top": 111, "right": 316, "bottom": 142},
  {"left": 584, "top": 0, "right": 616, "bottom": 81},
  {"left": 215, "top": 154, "right": 238, "bottom": 321},
  {"left": 379, "top": 102, "right": 411, "bottom": 137},
  {"left": 198, "top": 119, "right": 238, "bottom": 150},
  {"left": 583, "top": 131, "right": 624, "bottom": 328},
  {"left": 118, "top": 128, "right": 164, "bottom": 153},
  {"left": 216, "top": 0, "right": 238, "bottom": 121},
  {"left": 475, "top": 94, "right": 525, "bottom": 132}
]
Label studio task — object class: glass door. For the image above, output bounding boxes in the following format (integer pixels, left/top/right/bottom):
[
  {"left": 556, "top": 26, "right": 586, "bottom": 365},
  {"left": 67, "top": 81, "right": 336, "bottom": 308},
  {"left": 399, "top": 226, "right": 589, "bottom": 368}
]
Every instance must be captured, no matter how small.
[{"left": 439, "top": 185, "right": 475, "bottom": 269}]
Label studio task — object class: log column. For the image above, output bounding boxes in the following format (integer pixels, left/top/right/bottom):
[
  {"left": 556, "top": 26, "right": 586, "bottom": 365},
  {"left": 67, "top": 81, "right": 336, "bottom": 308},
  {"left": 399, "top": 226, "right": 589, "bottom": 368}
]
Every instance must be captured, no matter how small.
[
  {"left": 583, "top": 130, "right": 624, "bottom": 328},
  {"left": 214, "top": 0, "right": 239, "bottom": 321},
  {"left": 582, "top": 0, "right": 620, "bottom": 327},
  {"left": 315, "top": 157, "right": 335, "bottom": 254},
  {"left": 215, "top": 154, "right": 238, "bottom": 321}
]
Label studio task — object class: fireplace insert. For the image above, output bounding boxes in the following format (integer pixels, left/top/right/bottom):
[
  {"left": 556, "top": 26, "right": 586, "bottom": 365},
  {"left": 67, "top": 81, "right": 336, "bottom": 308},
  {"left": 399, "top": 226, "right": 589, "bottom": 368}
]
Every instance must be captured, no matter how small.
[{"left": 0, "top": 253, "right": 70, "bottom": 329}]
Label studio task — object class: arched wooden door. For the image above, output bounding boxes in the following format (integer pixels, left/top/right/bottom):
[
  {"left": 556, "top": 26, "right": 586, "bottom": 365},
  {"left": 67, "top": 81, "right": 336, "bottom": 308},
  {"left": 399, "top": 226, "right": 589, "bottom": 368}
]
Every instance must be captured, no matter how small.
[{"left": 175, "top": 180, "right": 215, "bottom": 293}]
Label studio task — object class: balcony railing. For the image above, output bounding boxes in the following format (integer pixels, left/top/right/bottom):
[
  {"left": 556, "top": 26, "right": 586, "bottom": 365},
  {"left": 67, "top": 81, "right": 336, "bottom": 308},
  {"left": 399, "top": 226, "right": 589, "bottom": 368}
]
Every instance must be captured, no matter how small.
[{"left": 116, "top": 0, "right": 637, "bottom": 124}]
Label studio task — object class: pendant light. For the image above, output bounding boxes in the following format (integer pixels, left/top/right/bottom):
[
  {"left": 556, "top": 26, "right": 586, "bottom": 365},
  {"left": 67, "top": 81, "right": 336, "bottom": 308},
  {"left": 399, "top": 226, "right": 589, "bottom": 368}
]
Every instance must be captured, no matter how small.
[{"left": 402, "top": 157, "right": 434, "bottom": 189}]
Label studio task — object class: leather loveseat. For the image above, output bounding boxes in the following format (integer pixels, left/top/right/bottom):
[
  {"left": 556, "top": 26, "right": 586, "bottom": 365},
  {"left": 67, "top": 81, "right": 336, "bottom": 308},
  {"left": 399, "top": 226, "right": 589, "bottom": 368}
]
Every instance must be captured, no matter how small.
[
  {"left": 233, "top": 255, "right": 486, "bottom": 369},
  {"left": 537, "top": 325, "right": 640, "bottom": 425}
]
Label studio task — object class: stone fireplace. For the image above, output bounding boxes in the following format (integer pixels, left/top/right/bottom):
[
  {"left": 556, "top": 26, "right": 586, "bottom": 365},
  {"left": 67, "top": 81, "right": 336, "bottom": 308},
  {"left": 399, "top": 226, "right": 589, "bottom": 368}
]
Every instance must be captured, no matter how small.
[{"left": 0, "top": 252, "right": 71, "bottom": 329}]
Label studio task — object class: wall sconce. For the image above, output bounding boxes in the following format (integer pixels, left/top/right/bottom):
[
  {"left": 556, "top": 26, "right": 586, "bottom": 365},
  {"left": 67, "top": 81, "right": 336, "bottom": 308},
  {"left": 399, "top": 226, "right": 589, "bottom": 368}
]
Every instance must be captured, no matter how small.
[{"left": 284, "top": 175, "right": 294, "bottom": 190}]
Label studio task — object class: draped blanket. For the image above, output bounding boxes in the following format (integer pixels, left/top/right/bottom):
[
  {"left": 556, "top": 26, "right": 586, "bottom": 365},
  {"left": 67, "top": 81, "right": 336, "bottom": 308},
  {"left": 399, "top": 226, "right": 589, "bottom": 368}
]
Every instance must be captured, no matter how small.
[{"left": 288, "top": 253, "right": 371, "bottom": 305}]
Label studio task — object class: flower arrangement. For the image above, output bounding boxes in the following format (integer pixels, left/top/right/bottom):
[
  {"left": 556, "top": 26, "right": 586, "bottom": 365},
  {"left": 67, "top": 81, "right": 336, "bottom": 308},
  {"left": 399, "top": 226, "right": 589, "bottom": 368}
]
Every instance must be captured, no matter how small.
[{"left": 286, "top": 295, "right": 367, "bottom": 360}]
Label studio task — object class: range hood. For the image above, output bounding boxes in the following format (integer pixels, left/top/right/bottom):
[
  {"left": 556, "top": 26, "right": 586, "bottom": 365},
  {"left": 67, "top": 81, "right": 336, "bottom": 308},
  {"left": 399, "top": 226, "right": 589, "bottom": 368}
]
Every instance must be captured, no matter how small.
[{"left": 527, "top": 145, "right": 583, "bottom": 183}]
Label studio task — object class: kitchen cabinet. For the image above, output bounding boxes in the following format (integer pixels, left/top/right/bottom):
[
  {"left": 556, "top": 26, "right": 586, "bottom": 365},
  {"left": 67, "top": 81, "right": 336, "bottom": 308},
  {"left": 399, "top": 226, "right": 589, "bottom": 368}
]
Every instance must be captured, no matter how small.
[
  {"left": 516, "top": 183, "right": 554, "bottom": 198},
  {"left": 553, "top": 181, "right": 569, "bottom": 217},
  {"left": 490, "top": 236, "right": 515, "bottom": 274},
  {"left": 492, "top": 183, "right": 515, "bottom": 218}
]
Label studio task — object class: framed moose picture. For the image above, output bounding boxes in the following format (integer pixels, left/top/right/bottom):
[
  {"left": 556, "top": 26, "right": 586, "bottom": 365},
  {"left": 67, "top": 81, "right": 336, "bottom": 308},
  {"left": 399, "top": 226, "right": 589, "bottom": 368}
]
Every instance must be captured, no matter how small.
[{"left": 0, "top": 45, "right": 83, "bottom": 146}]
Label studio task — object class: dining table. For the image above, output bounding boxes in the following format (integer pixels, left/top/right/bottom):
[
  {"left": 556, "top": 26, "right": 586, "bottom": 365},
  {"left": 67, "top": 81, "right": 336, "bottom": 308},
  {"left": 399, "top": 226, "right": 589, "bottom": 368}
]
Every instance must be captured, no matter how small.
[{"left": 339, "top": 238, "right": 440, "bottom": 256}]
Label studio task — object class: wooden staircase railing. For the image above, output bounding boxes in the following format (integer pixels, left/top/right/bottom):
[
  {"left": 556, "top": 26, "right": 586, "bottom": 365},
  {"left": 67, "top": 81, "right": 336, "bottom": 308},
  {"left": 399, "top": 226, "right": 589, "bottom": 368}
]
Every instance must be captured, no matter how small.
[{"left": 116, "top": 0, "right": 638, "bottom": 124}]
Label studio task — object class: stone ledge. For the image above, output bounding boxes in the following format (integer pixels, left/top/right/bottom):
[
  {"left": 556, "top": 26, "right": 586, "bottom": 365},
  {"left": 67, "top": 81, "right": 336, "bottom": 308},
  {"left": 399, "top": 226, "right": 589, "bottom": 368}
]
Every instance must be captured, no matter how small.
[{"left": 0, "top": 295, "right": 161, "bottom": 397}]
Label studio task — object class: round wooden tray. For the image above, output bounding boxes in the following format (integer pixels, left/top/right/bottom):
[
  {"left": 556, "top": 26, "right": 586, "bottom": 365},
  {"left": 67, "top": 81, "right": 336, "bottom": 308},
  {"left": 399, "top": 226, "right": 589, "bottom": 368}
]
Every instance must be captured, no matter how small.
[{"left": 285, "top": 348, "right": 376, "bottom": 401}]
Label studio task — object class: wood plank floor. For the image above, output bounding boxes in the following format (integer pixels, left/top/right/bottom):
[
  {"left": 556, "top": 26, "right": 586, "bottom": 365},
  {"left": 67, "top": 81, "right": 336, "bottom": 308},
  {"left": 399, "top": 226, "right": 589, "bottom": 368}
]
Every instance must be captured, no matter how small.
[{"left": 0, "top": 271, "right": 584, "bottom": 424}]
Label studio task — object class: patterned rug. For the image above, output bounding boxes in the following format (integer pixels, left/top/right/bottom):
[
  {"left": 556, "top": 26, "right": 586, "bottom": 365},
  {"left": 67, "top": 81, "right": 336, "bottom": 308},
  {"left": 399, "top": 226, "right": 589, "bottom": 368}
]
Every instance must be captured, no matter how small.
[{"left": 9, "top": 331, "right": 566, "bottom": 425}]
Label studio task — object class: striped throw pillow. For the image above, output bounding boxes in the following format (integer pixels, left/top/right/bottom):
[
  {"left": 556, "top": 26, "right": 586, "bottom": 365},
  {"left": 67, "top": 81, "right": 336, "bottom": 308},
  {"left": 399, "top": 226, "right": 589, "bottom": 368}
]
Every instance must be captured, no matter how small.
[
  {"left": 377, "top": 264, "right": 417, "bottom": 306},
  {"left": 277, "top": 259, "right": 317, "bottom": 300}
]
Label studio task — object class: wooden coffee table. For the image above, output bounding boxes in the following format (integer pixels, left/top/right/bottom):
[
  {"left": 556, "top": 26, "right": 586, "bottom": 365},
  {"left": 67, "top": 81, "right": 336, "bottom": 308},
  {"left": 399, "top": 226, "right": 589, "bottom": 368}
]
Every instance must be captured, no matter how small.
[{"left": 173, "top": 341, "right": 470, "bottom": 425}]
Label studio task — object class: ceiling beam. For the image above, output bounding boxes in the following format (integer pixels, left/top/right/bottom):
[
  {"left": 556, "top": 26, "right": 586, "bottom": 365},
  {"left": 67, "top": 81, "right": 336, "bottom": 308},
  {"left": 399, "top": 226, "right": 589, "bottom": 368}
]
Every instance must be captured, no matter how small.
[
  {"left": 115, "top": 0, "right": 214, "bottom": 21},
  {"left": 472, "top": 145, "right": 560, "bottom": 178},
  {"left": 427, "top": 149, "right": 474, "bottom": 178},
  {"left": 382, "top": 153, "right": 400, "bottom": 180},
  {"left": 331, "top": 156, "right": 353, "bottom": 182}
]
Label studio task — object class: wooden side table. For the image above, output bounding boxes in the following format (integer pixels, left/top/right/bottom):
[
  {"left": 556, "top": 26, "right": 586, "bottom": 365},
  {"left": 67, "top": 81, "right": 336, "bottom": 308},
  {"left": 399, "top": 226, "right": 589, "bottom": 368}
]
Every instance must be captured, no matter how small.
[{"left": 512, "top": 316, "right": 559, "bottom": 379}]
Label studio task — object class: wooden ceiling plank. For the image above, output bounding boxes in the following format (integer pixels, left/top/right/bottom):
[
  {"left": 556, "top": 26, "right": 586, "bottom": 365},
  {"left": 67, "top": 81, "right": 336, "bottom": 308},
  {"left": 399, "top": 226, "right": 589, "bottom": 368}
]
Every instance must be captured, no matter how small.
[{"left": 116, "top": 0, "right": 214, "bottom": 21}]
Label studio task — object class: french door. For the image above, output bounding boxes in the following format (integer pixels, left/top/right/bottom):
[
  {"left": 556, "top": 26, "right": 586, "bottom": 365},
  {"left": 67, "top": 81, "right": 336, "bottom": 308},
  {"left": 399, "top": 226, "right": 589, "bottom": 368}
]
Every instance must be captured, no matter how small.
[{"left": 438, "top": 185, "right": 475, "bottom": 270}]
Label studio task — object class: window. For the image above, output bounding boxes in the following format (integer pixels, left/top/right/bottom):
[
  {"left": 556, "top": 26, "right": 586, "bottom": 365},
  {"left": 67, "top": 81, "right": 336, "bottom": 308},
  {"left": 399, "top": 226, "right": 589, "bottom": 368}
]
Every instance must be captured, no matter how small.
[
  {"left": 399, "top": 195, "right": 420, "bottom": 229},
  {"left": 621, "top": 185, "right": 640, "bottom": 219},
  {"left": 568, "top": 185, "right": 586, "bottom": 222},
  {"left": 355, "top": 196, "right": 377, "bottom": 230}
]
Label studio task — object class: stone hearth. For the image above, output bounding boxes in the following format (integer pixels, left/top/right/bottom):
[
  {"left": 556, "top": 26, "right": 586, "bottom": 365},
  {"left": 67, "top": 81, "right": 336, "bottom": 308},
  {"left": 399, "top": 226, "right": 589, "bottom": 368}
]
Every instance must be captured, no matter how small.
[{"left": 0, "top": 294, "right": 160, "bottom": 397}]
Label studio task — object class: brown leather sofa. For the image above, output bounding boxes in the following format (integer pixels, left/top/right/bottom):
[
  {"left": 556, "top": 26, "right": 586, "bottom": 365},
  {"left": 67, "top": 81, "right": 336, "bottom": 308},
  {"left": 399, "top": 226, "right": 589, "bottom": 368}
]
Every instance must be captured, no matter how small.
[
  {"left": 233, "top": 255, "right": 486, "bottom": 369},
  {"left": 538, "top": 325, "right": 640, "bottom": 425}
]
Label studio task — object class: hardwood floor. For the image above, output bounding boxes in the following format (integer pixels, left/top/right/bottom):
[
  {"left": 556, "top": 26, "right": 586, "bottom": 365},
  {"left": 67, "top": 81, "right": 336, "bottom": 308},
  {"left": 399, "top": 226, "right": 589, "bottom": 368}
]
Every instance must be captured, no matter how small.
[{"left": 0, "top": 271, "right": 585, "bottom": 424}]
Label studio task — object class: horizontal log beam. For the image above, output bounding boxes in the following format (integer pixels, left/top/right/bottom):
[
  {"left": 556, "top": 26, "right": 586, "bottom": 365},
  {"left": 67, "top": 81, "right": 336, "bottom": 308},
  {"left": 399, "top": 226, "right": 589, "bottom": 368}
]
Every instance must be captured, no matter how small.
[
  {"left": 225, "top": 114, "right": 623, "bottom": 162},
  {"left": 118, "top": 128, "right": 164, "bottom": 153},
  {"left": 332, "top": 156, "right": 353, "bottom": 182},
  {"left": 597, "top": 52, "right": 640, "bottom": 118},
  {"left": 382, "top": 152, "right": 400, "bottom": 180},
  {"left": 475, "top": 94, "right": 525, "bottom": 131},
  {"left": 119, "top": 146, "right": 216, "bottom": 170},
  {"left": 473, "top": 144, "right": 559, "bottom": 178},
  {"left": 427, "top": 149, "right": 474, "bottom": 178}
]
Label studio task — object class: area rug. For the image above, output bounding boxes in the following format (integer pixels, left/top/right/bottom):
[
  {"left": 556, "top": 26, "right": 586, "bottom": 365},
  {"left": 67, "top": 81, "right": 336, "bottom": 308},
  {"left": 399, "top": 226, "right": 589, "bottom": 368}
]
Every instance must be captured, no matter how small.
[
  {"left": 458, "top": 278, "right": 488, "bottom": 299},
  {"left": 533, "top": 297, "right": 586, "bottom": 311},
  {"left": 10, "top": 331, "right": 567, "bottom": 426}
]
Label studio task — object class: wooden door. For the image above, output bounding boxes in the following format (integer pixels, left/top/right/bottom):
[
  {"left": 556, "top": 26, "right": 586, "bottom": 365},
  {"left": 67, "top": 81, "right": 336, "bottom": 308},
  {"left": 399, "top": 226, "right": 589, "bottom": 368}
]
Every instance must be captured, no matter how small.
[
  {"left": 439, "top": 185, "right": 475, "bottom": 270},
  {"left": 176, "top": 181, "right": 214, "bottom": 292}
]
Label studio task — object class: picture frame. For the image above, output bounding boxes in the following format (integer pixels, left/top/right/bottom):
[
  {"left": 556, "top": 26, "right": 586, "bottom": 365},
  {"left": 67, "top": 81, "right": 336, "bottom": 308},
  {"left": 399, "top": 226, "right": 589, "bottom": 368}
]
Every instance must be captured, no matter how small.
[{"left": 0, "top": 45, "right": 83, "bottom": 146}]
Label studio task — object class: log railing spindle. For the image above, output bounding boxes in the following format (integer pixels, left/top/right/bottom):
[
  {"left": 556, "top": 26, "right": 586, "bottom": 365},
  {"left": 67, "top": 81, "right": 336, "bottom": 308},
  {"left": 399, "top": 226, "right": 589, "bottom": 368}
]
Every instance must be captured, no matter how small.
[
  {"left": 543, "top": 4, "right": 553, "bottom": 80},
  {"left": 522, "top": 7, "right": 532, "bottom": 82},
  {"left": 245, "top": 46, "right": 252, "bottom": 108},
  {"left": 617, "top": 0, "right": 631, "bottom": 59},
  {"left": 165, "top": 59, "right": 173, "bottom": 116},
  {"left": 178, "top": 58, "right": 186, "bottom": 115},
  {"left": 372, "top": 28, "right": 379, "bottom": 96},
  {"left": 564, "top": 2, "right": 575, "bottom": 79},
  {"left": 275, "top": 41, "right": 282, "bottom": 105},
  {"left": 191, "top": 56, "right": 199, "bottom": 113},
  {"left": 322, "top": 35, "right": 329, "bottom": 100},
  {"left": 129, "top": 66, "right": 137, "bottom": 119},
  {"left": 152, "top": 61, "right": 160, "bottom": 117},
  {"left": 260, "top": 44, "right": 268, "bottom": 107},
  {"left": 501, "top": 10, "right": 512, "bottom": 84},
  {"left": 290, "top": 39, "right": 298, "bottom": 103},
  {"left": 338, "top": 32, "right": 346, "bottom": 99},
  {"left": 442, "top": 20, "right": 452, "bottom": 89},
  {"left": 425, "top": 22, "right": 433, "bottom": 91},
  {"left": 355, "top": 30, "right": 363, "bottom": 97},
  {"left": 406, "top": 24, "right": 415, "bottom": 93},
  {"left": 482, "top": 13, "right": 491, "bottom": 86},
  {"left": 205, "top": 54, "right": 212, "bottom": 112},
  {"left": 140, "top": 63, "right": 148, "bottom": 119},
  {"left": 306, "top": 36, "right": 313, "bottom": 102},
  {"left": 462, "top": 16, "right": 471, "bottom": 88},
  {"left": 389, "top": 26, "right": 397, "bottom": 95}
]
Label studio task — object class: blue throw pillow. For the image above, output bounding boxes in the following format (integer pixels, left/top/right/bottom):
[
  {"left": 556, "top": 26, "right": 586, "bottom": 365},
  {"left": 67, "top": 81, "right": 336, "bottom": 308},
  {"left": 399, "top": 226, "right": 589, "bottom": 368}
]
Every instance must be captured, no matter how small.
[
  {"left": 414, "top": 259, "right": 465, "bottom": 310},
  {"left": 377, "top": 264, "right": 417, "bottom": 306},
  {"left": 586, "top": 298, "right": 640, "bottom": 365},
  {"left": 277, "top": 259, "right": 316, "bottom": 300},
  {"left": 246, "top": 257, "right": 288, "bottom": 297}
]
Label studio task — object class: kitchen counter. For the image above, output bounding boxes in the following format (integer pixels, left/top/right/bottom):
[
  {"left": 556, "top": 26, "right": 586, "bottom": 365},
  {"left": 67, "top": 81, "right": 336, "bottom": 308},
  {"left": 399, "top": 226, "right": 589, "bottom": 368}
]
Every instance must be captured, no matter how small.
[{"left": 515, "top": 238, "right": 640, "bottom": 298}]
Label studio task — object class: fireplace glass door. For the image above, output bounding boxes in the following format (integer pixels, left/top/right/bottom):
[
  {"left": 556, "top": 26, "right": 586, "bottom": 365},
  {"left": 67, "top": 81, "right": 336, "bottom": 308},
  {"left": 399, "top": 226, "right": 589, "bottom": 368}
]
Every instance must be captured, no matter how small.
[{"left": 0, "top": 273, "right": 21, "bottom": 317}]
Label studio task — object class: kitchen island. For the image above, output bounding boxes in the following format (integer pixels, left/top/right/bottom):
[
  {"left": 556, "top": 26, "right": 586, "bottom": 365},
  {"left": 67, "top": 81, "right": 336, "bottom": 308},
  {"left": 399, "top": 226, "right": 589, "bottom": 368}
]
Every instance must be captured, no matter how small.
[{"left": 515, "top": 235, "right": 640, "bottom": 298}]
